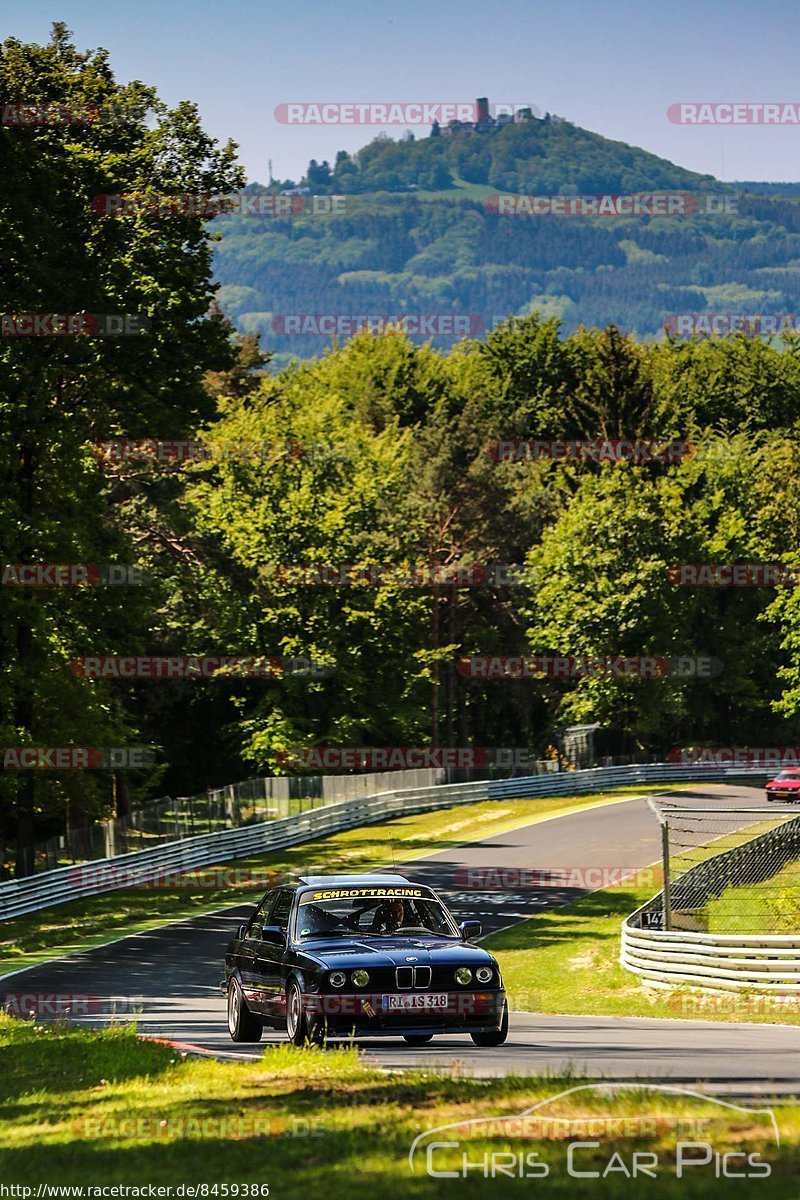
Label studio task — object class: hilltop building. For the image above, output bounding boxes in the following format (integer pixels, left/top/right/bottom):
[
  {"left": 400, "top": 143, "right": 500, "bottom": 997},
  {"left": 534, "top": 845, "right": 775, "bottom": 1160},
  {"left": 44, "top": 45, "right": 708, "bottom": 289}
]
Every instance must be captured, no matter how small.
[{"left": 436, "top": 97, "right": 551, "bottom": 137}]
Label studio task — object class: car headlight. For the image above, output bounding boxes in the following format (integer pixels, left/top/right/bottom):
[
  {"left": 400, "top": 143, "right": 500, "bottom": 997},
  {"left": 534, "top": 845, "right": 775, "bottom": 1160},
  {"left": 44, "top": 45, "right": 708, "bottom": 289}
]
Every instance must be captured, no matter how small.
[
  {"left": 454, "top": 967, "right": 473, "bottom": 985},
  {"left": 328, "top": 970, "right": 347, "bottom": 988},
  {"left": 351, "top": 969, "right": 370, "bottom": 987},
  {"left": 475, "top": 966, "right": 493, "bottom": 983}
]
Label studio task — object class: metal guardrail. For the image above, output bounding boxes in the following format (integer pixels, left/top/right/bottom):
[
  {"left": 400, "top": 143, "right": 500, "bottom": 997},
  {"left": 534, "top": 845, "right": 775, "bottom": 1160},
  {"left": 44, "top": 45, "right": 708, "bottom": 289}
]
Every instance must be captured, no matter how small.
[
  {"left": 487, "top": 761, "right": 767, "bottom": 798},
  {"left": 0, "top": 780, "right": 488, "bottom": 921},
  {"left": 621, "top": 919, "right": 800, "bottom": 993},
  {"left": 0, "top": 761, "right": 770, "bottom": 922},
  {"left": 8, "top": 764, "right": 477, "bottom": 875}
]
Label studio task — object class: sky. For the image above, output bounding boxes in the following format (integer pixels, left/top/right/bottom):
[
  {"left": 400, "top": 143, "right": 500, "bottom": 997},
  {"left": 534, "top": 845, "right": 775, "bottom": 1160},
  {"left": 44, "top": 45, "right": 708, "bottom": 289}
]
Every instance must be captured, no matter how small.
[{"left": 4, "top": 0, "right": 800, "bottom": 185}]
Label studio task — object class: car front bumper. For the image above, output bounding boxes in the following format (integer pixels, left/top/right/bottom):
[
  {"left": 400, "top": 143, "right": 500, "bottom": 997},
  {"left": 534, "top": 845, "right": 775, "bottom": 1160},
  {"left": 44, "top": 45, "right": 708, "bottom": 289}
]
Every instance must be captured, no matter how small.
[{"left": 300, "top": 989, "right": 507, "bottom": 1035}]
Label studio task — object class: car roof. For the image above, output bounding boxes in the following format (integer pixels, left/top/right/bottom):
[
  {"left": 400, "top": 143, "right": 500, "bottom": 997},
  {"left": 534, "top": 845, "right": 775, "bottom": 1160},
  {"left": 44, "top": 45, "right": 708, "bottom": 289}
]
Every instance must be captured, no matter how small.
[{"left": 296, "top": 873, "right": 413, "bottom": 886}]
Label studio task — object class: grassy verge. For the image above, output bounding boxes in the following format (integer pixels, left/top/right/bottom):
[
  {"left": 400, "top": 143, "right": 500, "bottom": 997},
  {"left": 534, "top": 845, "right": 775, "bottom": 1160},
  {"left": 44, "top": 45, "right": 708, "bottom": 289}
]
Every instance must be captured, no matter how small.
[
  {"left": 0, "top": 1014, "right": 796, "bottom": 1196},
  {"left": 1, "top": 787, "right": 657, "bottom": 976},
  {"left": 707, "top": 857, "right": 800, "bottom": 934},
  {"left": 487, "top": 870, "right": 800, "bottom": 1026}
]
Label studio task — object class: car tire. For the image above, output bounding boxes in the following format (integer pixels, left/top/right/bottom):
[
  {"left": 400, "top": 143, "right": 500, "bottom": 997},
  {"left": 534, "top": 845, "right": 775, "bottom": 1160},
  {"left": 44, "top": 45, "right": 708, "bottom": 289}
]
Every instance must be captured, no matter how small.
[
  {"left": 286, "top": 980, "right": 326, "bottom": 1046},
  {"left": 227, "top": 978, "right": 263, "bottom": 1043},
  {"left": 403, "top": 1034, "right": 434, "bottom": 1045},
  {"left": 470, "top": 1001, "right": 509, "bottom": 1047}
]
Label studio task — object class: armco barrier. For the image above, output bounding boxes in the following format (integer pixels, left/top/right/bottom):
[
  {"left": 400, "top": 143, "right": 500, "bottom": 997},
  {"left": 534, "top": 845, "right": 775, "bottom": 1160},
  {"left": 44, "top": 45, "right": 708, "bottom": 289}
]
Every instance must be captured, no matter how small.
[
  {"left": 621, "top": 918, "right": 800, "bottom": 994},
  {"left": 0, "top": 762, "right": 768, "bottom": 922},
  {"left": 0, "top": 780, "right": 487, "bottom": 921}
]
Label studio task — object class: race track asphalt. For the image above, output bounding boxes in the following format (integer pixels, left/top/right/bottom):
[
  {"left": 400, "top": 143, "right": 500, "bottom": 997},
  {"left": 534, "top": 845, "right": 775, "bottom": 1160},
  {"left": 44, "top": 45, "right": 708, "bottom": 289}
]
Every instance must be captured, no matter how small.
[{"left": 4, "top": 782, "right": 798, "bottom": 1092}]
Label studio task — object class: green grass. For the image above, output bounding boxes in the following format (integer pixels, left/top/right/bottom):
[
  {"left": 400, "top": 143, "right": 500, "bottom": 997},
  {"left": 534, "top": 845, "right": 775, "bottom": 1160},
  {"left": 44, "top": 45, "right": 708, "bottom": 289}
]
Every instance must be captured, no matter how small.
[
  {"left": 330, "top": 178, "right": 499, "bottom": 204},
  {"left": 486, "top": 870, "right": 800, "bottom": 1026},
  {"left": 706, "top": 856, "right": 800, "bottom": 934},
  {"left": 0, "top": 788, "right": 655, "bottom": 977},
  {"left": 654, "top": 813, "right": 798, "bottom": 937},
  {"left": 0, "top": 1014, "right": 797, "bottom": 1196}
]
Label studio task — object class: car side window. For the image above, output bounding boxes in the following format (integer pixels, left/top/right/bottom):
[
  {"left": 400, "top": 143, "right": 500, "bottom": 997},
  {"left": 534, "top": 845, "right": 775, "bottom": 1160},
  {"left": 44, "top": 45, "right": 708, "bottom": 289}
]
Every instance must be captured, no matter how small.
[
  {"left": 271, "top": 889, "right": 294, "bottom": 932},
  {"left": 248, "top": 890, "right": 277, "bottom": 939}
]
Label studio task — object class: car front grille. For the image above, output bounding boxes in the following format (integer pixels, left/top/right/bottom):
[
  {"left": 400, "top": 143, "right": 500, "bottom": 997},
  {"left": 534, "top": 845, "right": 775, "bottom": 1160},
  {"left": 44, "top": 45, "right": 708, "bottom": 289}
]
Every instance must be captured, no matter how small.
[{"left": 395, "top": 966, "right": 431, "bottom": 989}]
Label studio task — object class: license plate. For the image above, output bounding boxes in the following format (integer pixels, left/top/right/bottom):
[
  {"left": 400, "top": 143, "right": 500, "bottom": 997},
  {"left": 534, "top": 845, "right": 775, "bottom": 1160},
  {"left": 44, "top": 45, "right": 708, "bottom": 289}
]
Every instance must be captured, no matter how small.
[{"left": 382, "top": 992, "right": 448, "bottom": 1011}]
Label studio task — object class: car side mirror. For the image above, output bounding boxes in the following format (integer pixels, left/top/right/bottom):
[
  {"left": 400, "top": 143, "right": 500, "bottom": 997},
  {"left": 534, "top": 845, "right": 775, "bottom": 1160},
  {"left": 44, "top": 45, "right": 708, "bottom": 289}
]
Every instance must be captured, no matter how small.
[
  {"left": 236, "top": 923, "right": 248, "bottom": 940},
  {"left": 460, "top": 920, "right": 482, "bottom": 941},
  {"left": 260, "top": 925, "right": 287, "bottom": 946}
]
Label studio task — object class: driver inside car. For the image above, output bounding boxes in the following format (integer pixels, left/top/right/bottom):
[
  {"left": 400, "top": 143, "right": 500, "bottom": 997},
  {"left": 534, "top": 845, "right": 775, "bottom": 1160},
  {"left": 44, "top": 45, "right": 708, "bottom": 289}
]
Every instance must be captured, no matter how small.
[{"left": 371, "top": 897, "right": 405, "bottom": 934}]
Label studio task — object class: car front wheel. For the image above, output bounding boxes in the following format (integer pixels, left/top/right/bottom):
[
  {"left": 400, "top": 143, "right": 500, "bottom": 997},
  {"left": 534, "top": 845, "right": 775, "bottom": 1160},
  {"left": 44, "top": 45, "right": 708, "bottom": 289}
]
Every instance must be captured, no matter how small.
[
  {"left": 286, "top": 980, "right": 325, "bottom": 1046},
  {"left": 470, "top": 1000, "right": 508, "bottom": 1047},
  {"left": 227, "top": 978, "right": 263, "bottom": 1043}
]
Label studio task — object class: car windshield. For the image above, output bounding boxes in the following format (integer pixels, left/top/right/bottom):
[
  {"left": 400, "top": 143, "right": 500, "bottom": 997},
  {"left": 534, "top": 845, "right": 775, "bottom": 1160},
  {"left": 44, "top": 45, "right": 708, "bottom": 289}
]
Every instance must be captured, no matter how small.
[
  {"left": 775, "top": 772, "right": 800, "bottom": 781},
  {"left": 294, "top": 890, "right": 460, "bottom": 940}
]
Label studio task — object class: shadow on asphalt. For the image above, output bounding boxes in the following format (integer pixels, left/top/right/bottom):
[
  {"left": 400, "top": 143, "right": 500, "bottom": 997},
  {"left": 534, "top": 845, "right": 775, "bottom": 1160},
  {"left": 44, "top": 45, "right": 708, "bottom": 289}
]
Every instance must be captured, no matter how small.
[{"left": 481, "top": 888, "right": 639, "bottom": 950}]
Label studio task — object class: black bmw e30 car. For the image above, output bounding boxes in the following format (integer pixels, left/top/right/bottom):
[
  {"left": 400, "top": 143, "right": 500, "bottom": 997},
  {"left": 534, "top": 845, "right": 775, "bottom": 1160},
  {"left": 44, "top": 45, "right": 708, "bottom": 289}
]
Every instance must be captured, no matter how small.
[{"left": 222, "top": 873, "right": 508, "bottom": 1046}]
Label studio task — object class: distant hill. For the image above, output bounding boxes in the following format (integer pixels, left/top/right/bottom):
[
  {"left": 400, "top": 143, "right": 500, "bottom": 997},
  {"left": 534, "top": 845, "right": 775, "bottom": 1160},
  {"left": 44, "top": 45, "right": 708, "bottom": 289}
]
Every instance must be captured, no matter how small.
[
  {"left": 211, "top": 114, "right": 800, "bottom": 361},
  {"left": 289, "top": 113, "right": 719, "bottom": 196}
]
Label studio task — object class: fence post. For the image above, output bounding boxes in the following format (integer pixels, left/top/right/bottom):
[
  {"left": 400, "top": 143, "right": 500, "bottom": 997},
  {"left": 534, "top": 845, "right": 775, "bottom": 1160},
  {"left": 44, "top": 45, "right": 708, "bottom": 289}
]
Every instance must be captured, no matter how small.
[{"left": 661, "top": 820, "right": 672, "bottom": 931}]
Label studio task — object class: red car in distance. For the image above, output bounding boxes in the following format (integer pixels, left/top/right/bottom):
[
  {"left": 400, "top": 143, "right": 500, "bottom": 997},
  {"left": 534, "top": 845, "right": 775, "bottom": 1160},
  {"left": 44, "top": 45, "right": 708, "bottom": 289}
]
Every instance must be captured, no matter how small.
[{"left": 766, "top": 768, "right": 800, "bottom": 802}]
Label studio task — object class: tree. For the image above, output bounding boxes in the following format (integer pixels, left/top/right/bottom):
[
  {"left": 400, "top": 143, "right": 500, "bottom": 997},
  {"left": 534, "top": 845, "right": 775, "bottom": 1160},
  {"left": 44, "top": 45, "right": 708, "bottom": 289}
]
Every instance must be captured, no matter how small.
[
  {"left": 523, "top": 438, "right": 795, "bottom": 749},
  {"left": 0, "top": 24, "right": 244, "bottom": 871}
]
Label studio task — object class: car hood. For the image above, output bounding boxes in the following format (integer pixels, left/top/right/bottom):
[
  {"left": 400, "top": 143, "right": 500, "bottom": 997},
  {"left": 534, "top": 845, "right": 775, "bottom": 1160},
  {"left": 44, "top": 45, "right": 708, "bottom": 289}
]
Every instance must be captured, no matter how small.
[
  {"left": 295, "top": 936, "right": 496, "bottom": 970},
  {"left": 768, "top": 779, "right": 800, "bottom": 788}
]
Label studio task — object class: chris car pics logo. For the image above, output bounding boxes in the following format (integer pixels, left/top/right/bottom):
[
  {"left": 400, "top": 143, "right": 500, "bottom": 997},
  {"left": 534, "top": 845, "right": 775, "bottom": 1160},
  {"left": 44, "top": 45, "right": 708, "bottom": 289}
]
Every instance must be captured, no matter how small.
[{"left": 408, "top": 1083, "right": 778, "bottom": 1181}]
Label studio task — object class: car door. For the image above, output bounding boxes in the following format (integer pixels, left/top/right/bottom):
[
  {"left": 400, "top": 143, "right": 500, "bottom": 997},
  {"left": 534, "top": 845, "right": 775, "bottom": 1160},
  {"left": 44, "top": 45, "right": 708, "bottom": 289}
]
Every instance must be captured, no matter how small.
[
  {"left": 239, "top": 890, "right": 277, "bottom": 1015},
  {"left": 253, "top": 887, "right": 294, "bottom": 1019}
]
